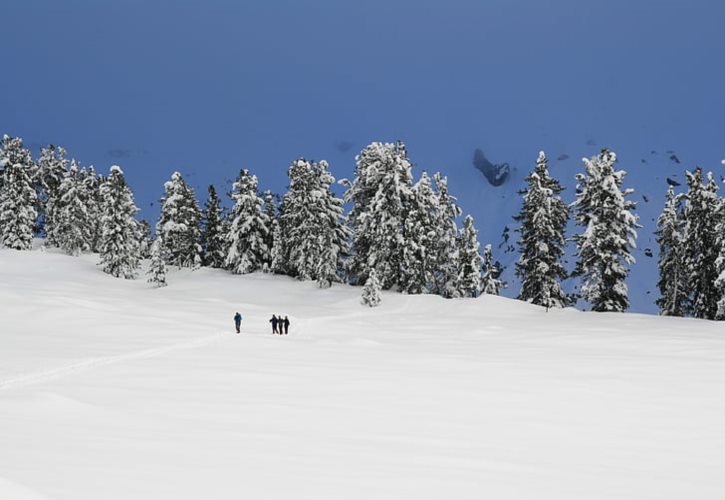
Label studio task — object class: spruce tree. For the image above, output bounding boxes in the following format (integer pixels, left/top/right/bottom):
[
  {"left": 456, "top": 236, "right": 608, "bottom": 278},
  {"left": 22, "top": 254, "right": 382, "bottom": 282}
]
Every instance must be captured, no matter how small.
[
  {"left": 457, "top": 215, "right": 483, "bottom": 298},
  {"left": 481, "top": 244, "right": 504, "bottom": 295},
  {"left": 572, "top": 149, "right": 639, "bottom": 312},
  {"left": 681, "top": 168, "right": 720, "bottom": 319},
  {"left": 400, "top": 172, "right": 438, "bottom": 294},
  {"left": 35, "top": 144, "right": 69, "bottom": 236},
  {"left": 51, "top": 161, "right": 94, "bottom": 256},
  {"left": 81, "top": 166, "right": 103, "bottom": 252},
  {"left": 278, "top": 159, "right": 349, "bottom": 283},
  {"left": 137, "top": 219, "right": 152, "bottom": 259},
  {"left": 0, "top": 135, "right": 35, "bottom": 194},
  {"left": 361, "top": 269, "right": 382, "bottom": 307},
  {"left": 147, "top": 237, "right": 168, "bottom": 288},
  {"left": 261, "top": 190, "right": 278, "bottom": 268},
  {"left": 0, "top": 161, "right": 38, "bottom": 250},
  {"left": 433, "top": 173, "right": 462, "bottom": 298},
  {"left": 655, "top": 186, "right": 687, "bottom": 316},
  {"left": 201, "top": 185, "right": 226, "bottom": 268},
  {"left": 345, "top": 141, "right": 413, "bottom": 289},
  {"left": 514, "top": 151, "right": 570, "bottom": 309},
  {"left": 98, "top": 166, "right": 141, "bottom": 279},
  {"left": 224, "top": 169, "right": 270, "bottom": 274},
  {"left": 156, "top": 172, "right": 202, "bottom": 268}
]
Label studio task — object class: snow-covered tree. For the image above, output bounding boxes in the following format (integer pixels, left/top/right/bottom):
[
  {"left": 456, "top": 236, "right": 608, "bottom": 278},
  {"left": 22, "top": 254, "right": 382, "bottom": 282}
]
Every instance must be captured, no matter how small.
[
  {"left": 400, "top": 172, "right": 438, "bottom": 294},
  {"left": 514, "top": 151, "right": 570, "bottom": 309},
  {"left": 137, "top": 219, "right": 152, "bottom": 259},
  {"left": 156, "top": 172, "right": 202, "bottom": 268},
  {"left": 361, "top": 269, "right": 382, "bottom": 307},
  {"left": 269, "top": 220, "right": 285, "bottom": 274},
  {"left": 655, "top": 186, "right": 687, "bottom": 316},
  {"left": 279, "top": 159, "right": 349, "bottom": 284},
  {"left": 224, "top": 169, "right": 270, "bottom": 274},
  {"left": 147, "top": 237, "right": 168, "bottom": 288},
  {"left": 49, "top": 161, "right": 94, "bottom": 256},
  {"left": 0, "top": 135, "right": 35, "bottom": 194},
  {"left": 201, "top": 185, "right": 226, "bottom": 268},
  {"left": 98, "top": 166, "right": 141, "bottom": 279},
  {"left": 681, "top": 167, "right": 720, "bottom": 319},
  {"left": 0, "top": 161, "right": 38, "bottom": 250},
  {"left": 81, "top": 166, "right": 103, "bottom": 252},
  {"left": 345, "top": 141, "right": 413, "bottom": 289},
  {"left": 433, "top": 173, "right": 462, "bottom": 298},
  {"left": 572, "top": 149, "right": 639, "bottom": 312},
  {"left": 35, "top": 144, "right": 68, "bottom": 236},
  {"left": 480, "top": 244, "right": 505, "bottom": 295},
  {"left": 457, "top": 215, "right": 483, "bottom": 298},
  {"left": 261, "top": 190, "right": 278, "bottom": 267}
]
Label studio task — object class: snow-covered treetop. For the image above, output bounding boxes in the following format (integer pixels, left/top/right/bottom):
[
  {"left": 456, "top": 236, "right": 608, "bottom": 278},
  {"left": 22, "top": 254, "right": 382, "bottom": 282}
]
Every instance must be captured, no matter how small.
[{"left": 109, "top": 165, "right": 123, "bottom": 175}]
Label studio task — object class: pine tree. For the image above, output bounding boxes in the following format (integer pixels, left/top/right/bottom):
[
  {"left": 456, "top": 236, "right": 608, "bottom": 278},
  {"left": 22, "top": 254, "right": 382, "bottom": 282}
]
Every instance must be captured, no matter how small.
[
  {"left": 400, "top": 172, "right": 438, "bottom": 294},
  {"left": 81, "top": 166, "right": 103, "bottom": 252},
  {"left": 201, "top": 185, "right": 226, "bottom": 268},
  {"left": 51, "top": 160, "right": 94, "bottom": 256},
  {"left": 433, "top": 173, "right": 462, "bottom": 298},
  {"left": 35, "top": 144, "right": 68, "bottom": 236},
  {"left": 572, "top": 149, "right": 639, "bottom": 312},
  {"left": 147, "top": 237, "right": 168, "bottom": 288},
  {"left": 345, "top": 141, "right": 413, "bottom": 289},
  {"left": 655, "top": 186, "right": 687, "bottom": 316},
  {"left": 681, "top": 168, "right": 720, "bottom": 319},
  {"left": 224, "top": 169, "right": 270, "bottom": 274},
  {"left": 261, "top": 190, "right": 278, "bottom": 269},
  {"left": 514, "top": 151, "right": 570, "bottom": 309},
  {"left": 0, "top": 135, "right": 35, "bottom": 194},
  {"left": 98, "top": 166, "right": 141, "bottom": 279},
  {"left": 361, "top": 269, "right": 382, "bottom": 307},
  {"left": 279, "top": 159, "right": 349, "bottom": 284},
  {"left": 269, "top": 220, "right": 285, "bottom": 274},
  {"left": 481, "top": 244, "right": 504, "bottom": 295},
  {"left": 137, "top": 219, "right": 152, "bottom": 259},
  {"left": 156, "top": 172, "right": 202, "bottom": 268},
  {"left": 457, "top": 215, "right": 483, "bottom": 298},
  {"left": 0, "top": 161, "right": 38, "bottom": 250}
]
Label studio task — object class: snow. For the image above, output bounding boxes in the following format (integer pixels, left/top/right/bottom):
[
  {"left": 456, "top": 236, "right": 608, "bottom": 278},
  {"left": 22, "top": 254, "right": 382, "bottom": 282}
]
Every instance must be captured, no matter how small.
[{"left": 1, "top": 246, "right": 725, "bottom": 499}]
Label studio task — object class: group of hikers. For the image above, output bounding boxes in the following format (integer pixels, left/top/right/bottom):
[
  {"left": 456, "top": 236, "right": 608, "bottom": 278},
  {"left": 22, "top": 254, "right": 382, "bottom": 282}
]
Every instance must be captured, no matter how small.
[{"left": 232, "top": 312, "right": 290, "bottom": 335}]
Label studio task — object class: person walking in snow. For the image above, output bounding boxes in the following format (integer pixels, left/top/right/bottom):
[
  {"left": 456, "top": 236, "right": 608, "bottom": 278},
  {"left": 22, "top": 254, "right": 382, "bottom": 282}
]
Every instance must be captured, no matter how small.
[
  {"left": 269, "top": 314, "right": 279, "bottom": 334},
  {"left": 234, "top": 312, "right": 242, "bottom": 334},
  {"left": 282, "top": 316, "right": 290, "bottom": 335}
]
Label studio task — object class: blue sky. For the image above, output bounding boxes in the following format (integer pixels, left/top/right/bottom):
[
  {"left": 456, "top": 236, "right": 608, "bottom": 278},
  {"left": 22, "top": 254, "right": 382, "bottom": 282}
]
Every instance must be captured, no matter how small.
[{"left": 3, "top": 0, "right": 724, "bottom": 220}]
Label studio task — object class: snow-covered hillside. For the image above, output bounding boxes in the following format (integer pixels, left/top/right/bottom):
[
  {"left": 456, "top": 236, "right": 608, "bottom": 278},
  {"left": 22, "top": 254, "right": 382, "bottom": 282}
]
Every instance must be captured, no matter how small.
[{"left": 1, "top": 247, "right": 724, "bottom": 499}]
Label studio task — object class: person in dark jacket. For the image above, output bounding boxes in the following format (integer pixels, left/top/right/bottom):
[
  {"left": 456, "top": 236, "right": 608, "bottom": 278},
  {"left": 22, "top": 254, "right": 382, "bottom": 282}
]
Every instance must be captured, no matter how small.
[
  {"left": 282, "top": 316, "right": 290, "bottom": 335},
  {"left": 234, "top": 312, "right": 242, "bottom": 334},
  {"left": 269, "top": 315, "right": 278, "bottom": 334}
]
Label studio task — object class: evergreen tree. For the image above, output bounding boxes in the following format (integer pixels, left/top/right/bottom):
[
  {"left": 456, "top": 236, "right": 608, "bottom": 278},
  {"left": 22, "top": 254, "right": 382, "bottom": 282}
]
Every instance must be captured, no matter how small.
[
  {"left": 224, "top": 169, "right": 270, "bottom": 274},
  {"left": 0, "top": 161, "right": 38, "bottom": 250},
  {"left": 269, "top": 220, "right": 285, "bottom": 274},
  {"left": 201, "top": 185, "right": 227, "bottom": 268},
  {"left": 81, "top": 166, "right": 103, "bottom": 252},
  {"left": 137, "top": 219, "right": 152, "bottom": 259},
  {"left": 433, "top": 173, "right": 462, "bottom": 298},
  {"left": 278, "top": 159, "right": 349, "bottom": 284},
  {"left": 0, "top": 135, "right": 35, "bottom": 193},
  {"left": 514, "top": 151, "right": 570, "bottom": 309},
  {"left": 681, "top": 168, "right": 720, "bottom": 319},
  {"left": 51, "top": 160, "right": 94, "bottom": 256},
  {"left": 572, "top": 149, "right": 638, "bottom": 312},
  {"left": 147, "top": 237, "right": 168, "bottom": 288},
  {"left": 400, "top": 172, "right": 438, "bottom": 294},
  {"left": 361, "top": 269, "right": 382, "bottom": 307},
  {"left": 35, "top": 144, "right": 68, "bottom": 236},
  {"left": 156, "top": 172, "right": 202, "bottom": 268},
  {"left": 261, "top": 190, "right": 278, "bottom": 266},
  {"left": 481, "top": 244, "right": 505, "bottom": 295},
  {"left": 345, "top": 141, "right": 413, "bottom": 289},
  {"left": 655, "top": 186, "right": 687, "bottom": 316},
  {"left": 98, "top": 166, "right": 141, "bottom": 279},
  {"left": 457, "top": 215, "right": 483, "bottom": 298}
]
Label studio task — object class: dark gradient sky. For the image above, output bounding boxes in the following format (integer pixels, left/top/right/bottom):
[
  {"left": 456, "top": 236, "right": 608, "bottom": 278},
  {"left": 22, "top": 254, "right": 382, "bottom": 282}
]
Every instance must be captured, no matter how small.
[{"left": 3, "top": 1, "right": 725, "bottom": 311}]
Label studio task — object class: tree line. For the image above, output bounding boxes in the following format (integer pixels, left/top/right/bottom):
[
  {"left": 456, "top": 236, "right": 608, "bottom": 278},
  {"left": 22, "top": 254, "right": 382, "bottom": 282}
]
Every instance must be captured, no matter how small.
[{"left": 1, "top": 133, "right": 722, "bottom": 317}]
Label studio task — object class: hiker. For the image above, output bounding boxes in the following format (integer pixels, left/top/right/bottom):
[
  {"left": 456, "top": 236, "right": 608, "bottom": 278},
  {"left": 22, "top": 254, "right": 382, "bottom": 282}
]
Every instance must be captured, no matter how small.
[
  {"left": 269, "top": 314, "right": 278, "bottom": 334},
  {"left": 234, "top": 312, "right": 242, "bottom": 334},
  {"left": 282, "top": 316, "right": 290, "bottom": 335}
]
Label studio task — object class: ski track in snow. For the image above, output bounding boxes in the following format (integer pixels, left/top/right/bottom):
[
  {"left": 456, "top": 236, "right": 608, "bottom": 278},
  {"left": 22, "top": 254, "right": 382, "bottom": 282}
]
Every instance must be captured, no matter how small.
[{"left": 0, "top": 333, "right": 224, "bottom": 392}]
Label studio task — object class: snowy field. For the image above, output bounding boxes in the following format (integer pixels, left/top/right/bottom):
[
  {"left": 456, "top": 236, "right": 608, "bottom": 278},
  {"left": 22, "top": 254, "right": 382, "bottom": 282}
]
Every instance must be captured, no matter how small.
[{"left": 1, "top": 247, "right": 724, "bottom": 500}]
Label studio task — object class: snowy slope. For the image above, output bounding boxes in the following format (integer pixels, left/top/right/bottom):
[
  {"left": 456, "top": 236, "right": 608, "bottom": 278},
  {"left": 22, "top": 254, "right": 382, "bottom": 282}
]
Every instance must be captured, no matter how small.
[{"left": 1, "top": 247, "right": 724, "bottom": 500}]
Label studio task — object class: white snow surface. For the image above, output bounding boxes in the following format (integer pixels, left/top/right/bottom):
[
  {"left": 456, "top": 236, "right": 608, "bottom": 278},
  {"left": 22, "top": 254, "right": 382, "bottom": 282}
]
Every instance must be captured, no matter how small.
[{"left": 1, "top": 246, "right": 724, "bottom": 499}]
